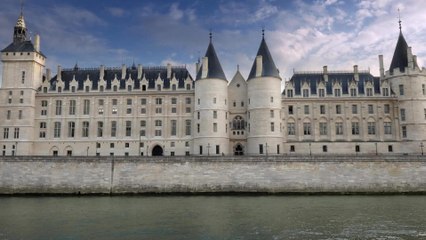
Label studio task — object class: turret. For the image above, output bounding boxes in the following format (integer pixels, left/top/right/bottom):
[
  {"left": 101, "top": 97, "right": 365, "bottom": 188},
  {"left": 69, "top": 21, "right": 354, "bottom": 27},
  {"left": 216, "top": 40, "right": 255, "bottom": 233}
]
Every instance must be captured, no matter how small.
[
  {"left": 246, "top": 31, "right": 282, "bottom": 155},
  {"left": 193, "top": 33, "right": 229, "bottom": 156}
]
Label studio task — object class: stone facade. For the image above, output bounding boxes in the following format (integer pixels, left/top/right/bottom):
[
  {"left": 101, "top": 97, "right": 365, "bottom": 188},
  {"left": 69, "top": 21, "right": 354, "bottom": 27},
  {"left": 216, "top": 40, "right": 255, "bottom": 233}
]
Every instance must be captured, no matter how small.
[{"left": 1, "top": 12, "right": 426, "bottom": 156}]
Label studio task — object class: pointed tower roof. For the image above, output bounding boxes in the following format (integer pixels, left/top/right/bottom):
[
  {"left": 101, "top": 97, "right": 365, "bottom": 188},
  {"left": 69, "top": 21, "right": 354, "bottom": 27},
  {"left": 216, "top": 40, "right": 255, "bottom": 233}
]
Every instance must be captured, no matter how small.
[
  {"left": 229, "top": 66, "right": 246, "bottom": 85},
  {"left": 248, "top": 33, "right": 280, "bottom": 80},
  {"left": 196, "top": 34, "right": 226, "bottom": 81},
  {"left": 15, "top": 14, "right": 26, "bottom": 29},
  {"left": 389, "top": 31, "right": 409, "bottom": 73}
]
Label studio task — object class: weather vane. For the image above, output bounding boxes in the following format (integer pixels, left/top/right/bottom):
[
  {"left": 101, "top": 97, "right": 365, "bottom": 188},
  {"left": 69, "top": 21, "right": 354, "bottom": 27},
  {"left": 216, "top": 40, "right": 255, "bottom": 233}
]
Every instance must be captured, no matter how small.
[{"left": 398, "top": 8, "right": 402, "bottom": 31}]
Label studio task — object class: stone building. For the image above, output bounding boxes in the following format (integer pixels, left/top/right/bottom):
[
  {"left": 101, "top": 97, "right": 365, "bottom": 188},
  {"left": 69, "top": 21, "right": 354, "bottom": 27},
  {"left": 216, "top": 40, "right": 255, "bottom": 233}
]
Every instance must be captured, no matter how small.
[{"left": 1, "top": 12, "right": 426, "bottom": 156}]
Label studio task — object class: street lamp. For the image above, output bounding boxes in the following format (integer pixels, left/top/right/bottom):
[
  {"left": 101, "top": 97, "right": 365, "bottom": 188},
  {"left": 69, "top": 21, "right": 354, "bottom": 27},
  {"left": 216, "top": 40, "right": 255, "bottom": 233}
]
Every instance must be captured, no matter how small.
[
  {"left": 375, "top": 142, "right": 378, "bottom": 155},
  {"left": 265, "top": 142, "right": 268, "bottom": 157},
  {"left": 309, "top": 142, "right": 312, "bottom": 156},
  {"left": 207, "top": 143, "right": 210, "bottom": 156},
  {"left": 420, "top": 142, "right": 424, "bottom": 156},
  {"left": 86, "top": 146, "right": 89, "bottom": 156}
]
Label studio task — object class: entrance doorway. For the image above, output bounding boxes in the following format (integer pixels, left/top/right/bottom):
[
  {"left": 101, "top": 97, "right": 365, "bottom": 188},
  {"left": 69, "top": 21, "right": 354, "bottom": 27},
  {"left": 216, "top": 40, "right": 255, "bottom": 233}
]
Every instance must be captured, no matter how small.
[
  {"left": 234, "top": 144, "right": 244, "bottom": 156},
  {"left": 152, "top": 145, "right": 164, "bottom": 156}
]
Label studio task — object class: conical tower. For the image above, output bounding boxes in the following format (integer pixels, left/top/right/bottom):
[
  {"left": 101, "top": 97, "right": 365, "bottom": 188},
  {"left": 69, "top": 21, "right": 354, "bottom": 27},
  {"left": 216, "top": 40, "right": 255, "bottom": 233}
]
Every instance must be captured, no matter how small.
[
  {"left": 193, "top": 34, "right": 229, "bottom": 155},
  {"left": 246, "top": 32, "right": 283, "bottom": 155}
]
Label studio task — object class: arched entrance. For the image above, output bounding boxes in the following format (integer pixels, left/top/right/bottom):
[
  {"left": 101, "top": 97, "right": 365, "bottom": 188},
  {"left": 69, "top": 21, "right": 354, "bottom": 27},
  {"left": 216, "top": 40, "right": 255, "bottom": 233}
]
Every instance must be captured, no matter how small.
[
  {"left": 152, "top": 145, "right": 163, "bottom": 156},
  {"left": 234, "top": 144, "right": 244, "bottom": 156}
]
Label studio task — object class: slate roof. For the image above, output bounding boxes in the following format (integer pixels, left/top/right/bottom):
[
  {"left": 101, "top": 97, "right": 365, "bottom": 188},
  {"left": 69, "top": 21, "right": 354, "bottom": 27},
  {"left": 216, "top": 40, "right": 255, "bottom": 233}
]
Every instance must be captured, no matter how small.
[
  {"left": 1, "top": 40, "right": 45, "bottom": 57},
  {"left": 196, "top": 41, "right": 226, "bottom": 80},
  {"left": 48, "top": 66, "right": 193, "bottom": 91},
  {"left": 248, "top": 37, "right": 280, "bottom": 79},
  {"left": 285, "top": 72, "right": 380, "bottom": 96},
  {"left": 389, "top": 32, "right": 408, "bottom": 73}
]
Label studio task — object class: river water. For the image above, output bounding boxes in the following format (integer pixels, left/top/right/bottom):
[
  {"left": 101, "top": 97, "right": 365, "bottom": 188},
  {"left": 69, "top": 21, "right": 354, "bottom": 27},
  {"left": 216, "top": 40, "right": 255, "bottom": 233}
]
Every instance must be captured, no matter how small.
[{"left": 0, "top": 196, "right": 425, "bottom": 239}]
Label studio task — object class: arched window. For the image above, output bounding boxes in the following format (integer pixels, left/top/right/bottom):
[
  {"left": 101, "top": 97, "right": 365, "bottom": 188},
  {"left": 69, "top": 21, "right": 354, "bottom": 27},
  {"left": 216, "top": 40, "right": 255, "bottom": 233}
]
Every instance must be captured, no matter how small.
[{"left": 232, "top": 116, "right": 245, "bottom": 130}]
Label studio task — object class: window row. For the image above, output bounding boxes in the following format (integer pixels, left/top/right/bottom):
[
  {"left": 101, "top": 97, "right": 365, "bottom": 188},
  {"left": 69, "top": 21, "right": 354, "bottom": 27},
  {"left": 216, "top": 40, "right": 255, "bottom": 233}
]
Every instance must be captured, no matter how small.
[
  {"left": 287, "top": 104, "right": 391, "bottom": 115},
  {"left": 287, "top": 122, "right": 392, "bottom": 136}
]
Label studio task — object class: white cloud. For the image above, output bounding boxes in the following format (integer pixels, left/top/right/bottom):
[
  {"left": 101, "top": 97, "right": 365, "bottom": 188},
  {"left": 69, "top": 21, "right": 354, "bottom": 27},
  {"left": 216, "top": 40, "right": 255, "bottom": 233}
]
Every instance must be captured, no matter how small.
[{"left": 108, "top": 7, "right": 125, "bottom": 17}]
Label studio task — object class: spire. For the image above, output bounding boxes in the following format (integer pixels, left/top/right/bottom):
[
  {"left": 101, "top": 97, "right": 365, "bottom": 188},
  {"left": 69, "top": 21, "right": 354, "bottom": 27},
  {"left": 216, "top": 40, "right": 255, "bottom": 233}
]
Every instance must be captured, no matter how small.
[
  {"left": 398, "top": 8, "right": 402, "bottom": 32},
  {"left": 248, "top": 31, "right": 280, "bottom": 79},
  {"left": 196, "top": 33, "right": 226, "bottom": 81},
  {"left": 13, "top": 6, "right": 27, "bottom": 43},
  {"left": 389, "top": 11, "right": 409, "bottom": 73}
]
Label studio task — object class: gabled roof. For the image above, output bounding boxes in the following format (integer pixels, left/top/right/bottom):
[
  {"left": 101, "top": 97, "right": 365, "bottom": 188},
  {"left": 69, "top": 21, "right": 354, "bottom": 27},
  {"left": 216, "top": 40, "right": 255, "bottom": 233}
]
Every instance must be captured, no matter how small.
[
  {"left": 389, "top": 32, "right": 408, "bottom": 73},
  {"left": 196, "top": 41, "right": 226, "bottom": 80},
  {"left": 1, "top": 40, "right": 35, "bottom": 52},
  {"left": 285, "top": 71, "right": 380, "bottom": 96},
  {"left": 48, "top": 66, "right": 193, "bottom": 91},
  {"left": 229, "top": 69, "right": 246, "bottom": 86},
  {"left": 248, "top": 37, "right": 280, "bottom": 79}
]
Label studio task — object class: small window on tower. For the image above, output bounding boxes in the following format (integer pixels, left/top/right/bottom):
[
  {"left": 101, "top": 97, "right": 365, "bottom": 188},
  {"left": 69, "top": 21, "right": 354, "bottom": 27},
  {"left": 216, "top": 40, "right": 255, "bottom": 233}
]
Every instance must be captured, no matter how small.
[{"left": 21, "top": 71, "right": 25, "bottom": 84}]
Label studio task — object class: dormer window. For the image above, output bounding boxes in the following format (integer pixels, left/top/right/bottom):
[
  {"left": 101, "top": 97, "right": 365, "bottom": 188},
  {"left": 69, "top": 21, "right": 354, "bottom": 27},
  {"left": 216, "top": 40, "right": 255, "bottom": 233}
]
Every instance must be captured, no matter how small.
[
  {"left": 382, "top": 88, "right": 389, "bottom": 96},
  {"left": 318, "top": 88, "right": 325, "bottom": 97},
  {"left": 350, "top": 88, "right": 357, "bottom": 96},
  {"left": 366, "top": 88, "right": 373, "bottom": 96},
  {"left": 287, "top": 89, "right": 293, "bottom": 98},
  {"left": 302, "top": 89, "right": 309, "bottom": 98},
  {"left": 334, "top": 89, "right": 341, "bottom": 97}
]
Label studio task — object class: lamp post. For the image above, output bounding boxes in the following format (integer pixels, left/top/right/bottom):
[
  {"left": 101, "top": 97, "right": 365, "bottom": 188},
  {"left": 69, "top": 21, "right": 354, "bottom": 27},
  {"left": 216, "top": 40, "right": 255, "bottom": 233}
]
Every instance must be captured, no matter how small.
[
  {"left": 420, "top": 142, "right": 424, "bottom": 156},
  {"left": 309, "top": 142, "right": 312, "bottom": 156},
  {"left": 96, "top": 142, "right": 99, "bottom": 156},
  {"left": 207, "top": 143, "right": 210, "bottom": 156},
  {"left": 15, "top": 141, "right": 18, "bottom": 156},
  {"left": 375, "top": 142, "right": 378, "bottom": 155},
  {"left": 86, "top": 146, "right": 89, "bottom": 156},
  {"left": 265, "top": 142, "right": 268, "bottom": 157}
]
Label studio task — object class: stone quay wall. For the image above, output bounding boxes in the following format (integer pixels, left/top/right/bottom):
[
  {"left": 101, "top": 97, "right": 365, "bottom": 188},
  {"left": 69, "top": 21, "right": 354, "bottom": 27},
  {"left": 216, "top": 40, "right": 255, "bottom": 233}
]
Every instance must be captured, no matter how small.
[{"left": 1, "top": 155, "right": 426, "bottom": 194}]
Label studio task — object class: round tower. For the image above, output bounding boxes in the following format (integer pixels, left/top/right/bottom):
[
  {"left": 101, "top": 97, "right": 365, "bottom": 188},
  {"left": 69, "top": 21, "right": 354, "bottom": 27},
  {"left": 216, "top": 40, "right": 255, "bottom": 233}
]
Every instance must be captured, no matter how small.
[
  {"left": 193, "top": 34, "right": 229, "bottom": 156},
  {"left": 246, "top": 33, "right": 282, "bottom": 155},
  {"left": 384, "top": 24, "right": 426, "bottom": 153}
]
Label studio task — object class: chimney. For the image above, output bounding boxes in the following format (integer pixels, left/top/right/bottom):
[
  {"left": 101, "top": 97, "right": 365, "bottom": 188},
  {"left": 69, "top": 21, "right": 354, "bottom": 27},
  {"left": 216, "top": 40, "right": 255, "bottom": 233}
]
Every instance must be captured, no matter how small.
[
  {"left": 353, "top": 65, "right": 359, "bottom": 81},
  {"left": 379, "top": 55, "right": 384, "bottom": 78},
  {"left": 195, "top": 60, "right": 200, "bottom": 75},
  {"left": 255, "top": 55, "right": 263, "bottom": 77},
  {"left": 413, "top": 55, "right": 418, "bottom": 69},
  {"left": 34, "top": 34, "right": 40, "bottom": 52},
  {"left": 408, "top": 47, "right": 413, "bottom": 69},
  {"left": 57, "top": 65, "right": 62, "bottom": 81},
  {"left": 46, "top": 68, "right": 51, "bottom": 81},
  {"left": 100, "top": 65, "right": 105, "bottom": 80},
  {"left": 167, "top": 63, "right": 172, "bottom": 79},
  {"left": 201, "top": 57, "right": 208, "bottom": 79},
  {"left": 137, "top": 64, "right": 142, "bottom": 79},
  {"left": 323, "top": 66, "right": 328, "bottom": 82},
  {"left": 121, "top": 64, "right": 126, "bottom": 79}
]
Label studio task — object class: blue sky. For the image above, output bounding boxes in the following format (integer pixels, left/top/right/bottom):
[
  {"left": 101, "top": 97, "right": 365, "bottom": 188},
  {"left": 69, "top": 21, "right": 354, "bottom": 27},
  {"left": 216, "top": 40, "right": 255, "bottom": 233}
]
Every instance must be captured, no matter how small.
[{"left": 1, "top": 0, "right": 426, "bottom": 83}]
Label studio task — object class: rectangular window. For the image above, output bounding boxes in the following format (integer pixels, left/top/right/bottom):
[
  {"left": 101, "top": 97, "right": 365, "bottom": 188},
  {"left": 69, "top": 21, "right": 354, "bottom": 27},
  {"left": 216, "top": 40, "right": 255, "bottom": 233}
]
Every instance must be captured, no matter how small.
[
  {"left": 155, "top": 130, "right": 162, "bottom": 136},
  {"left": 111, "top": 121, "right": 117, "bottom": 137},
  {"left": 6, "top": 110, "right": 11, "bottom": 120},
  {"left": 216, "top": 145, "right": 220, "bottom": 154},
  {"left": 14, "top": 128, "right": 19, "bottom": 139},
  {"left": 402, "top": 126, "right": 407, "bottom": 138},
  {"left": 270, "top": 122, "right": 275, "bottom": 132},
  {"left": 197, "top": 123, "right": 200, "bottom": 133},
  {"left": 319, "top": 122, "right": 327, "bottom": 135},
  {"left": 368, "top": 104, "right": 374, "bottom": 114},
  {"left": 140, "top": 120, "right": 146, "bottom": 127},
  {"left": 320, "top": 105, "right": 326, "bottom": 114},
  {"left": 351, "top": 122, "right": 359, "bottom": 135},
  {"left": 384, "top": 122, "right": 392, "bottom": 135},
  {"left": 302, "top": 89, "right": 309, "bottom": 97},
  {"left": 336, "top": 105, "right": 342, "bottom": 114},
  {"left": 318, "top": 89, "right": 325, "bottom": 97},
  {"left": 213, "top": 111, "right": 217, "bottom": 119},
  {"left": 18, "top": 110, "right": 22, "bottom": 119},
  {"left": 213, "top": 123, "right": 217, "bottom": 132},
  {"left": 68, "top": 121, "right": 75, "bottom": 138},
  {"left": 384, "top": 104, "right": 390, "bottom": 114},
  {"left": 155, "top": 120, "right": 162, "bottom": 127},
  {"left": 322, "top": 145, "right": 328, "bottom": 152},
  {"left": 125, "top": 121, "right": 132, "bottom": 137},
  {"left": 83, "top": 99, "right": 90, "bottom": 115},
  {"left": 127, "top": 99, "right": 132, "bottom": 105},
  {"left": 399, "top": 84, "right": 404, "bottom": 95},
  {"left": 171, "top": 107, "right": 177, "bottom": 113},
  {"left": 126, "top": 108, "right": 132, "bottom": 114},
  {"left": 400, "top": 109, "right": 406, "bottom": 121},
  {"left": 287, "top": 89, "right": 293, "bottom": 98},
  {"left": 186, "top": 97, "right": 191, "bottom": 104},
  {"left": 140, "top": 108, "right": 146, "bottom": 114},
  {"left": 423, "top": 84, "right": 426, "bottom": 95},
  {"left": 304, "top": 105, "right": 309, "bottom": 114},
  {"left": 55, "top": 100, "right": 62, "bottom": 115},
  {"left": 171, "top": 98, "right": 177, "bottom": 104},
  {"left": 141, "top": 98, "right": 147, "bottom": 105},
  {"left": 155, "top": 98, "right": 162, "bottom": 105},
  {"left": 335, "top": 122, "right": 343, "bottom": 135},
  {"left": 39, "top": 122, "right": 46, "bottom": 138},
  {"left": 350, "top": 88, "right": 357, "bottom": 96},
  {"left": 352, "top": 104, "right": 358, "bottom": 114},
  {"left": 259, "top": 144, "right": 264, "bottom": 154},
  {"left": 82, "top": 121, "right": 89, "bottom": 137},
  {"left": 171, "top": 120, "right": 177, "bottom": 136},
  {"left": 270, "top": 110, "right": 274, "bottom": 118},
  {"left": 54, "top": 122, "right": 61, "bottom": 138},
  {"left": 140, "top": 129, "right": 146, "bottom": 137},
  {"left": 69, "top": 100, "right": 76, "bottom": 115},
  {"left": 41, "top": 100, "right": 48, "bottom": 107},
  {"left": 288, "top": 106, "right": 294, "bottom": 115},
  {"left": 155, "top": 108, "right": 162, "bottom": 114},
  {"left": 185, "top": 120, "right": 191, "bottom": 135},
  {"left": 97, "top": 121, "right": 103, "bottom": 137},
  {"left": 98, "top": 99, "right": 104, "bottom": 106},
  {"left": 303, "top": 122, "right": 311, "bottom": 135},
  {"left": 3, "top": 128, "right": 9, "bottom": 139},
  {"left": 185, "top": 107, "right": 191, "bottom": 113},
  {"left": 368, "top": 122, "right": 376, "bottom": 135},
  {"left": 287, "top": 123, "right": 295, "bottom": 135}
]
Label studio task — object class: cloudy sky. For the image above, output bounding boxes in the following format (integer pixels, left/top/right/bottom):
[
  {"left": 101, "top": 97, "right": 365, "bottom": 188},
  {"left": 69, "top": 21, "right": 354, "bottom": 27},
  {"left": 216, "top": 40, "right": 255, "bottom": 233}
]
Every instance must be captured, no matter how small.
[{"left": 1, "top": 0, "right": 426, "bottom": 84}]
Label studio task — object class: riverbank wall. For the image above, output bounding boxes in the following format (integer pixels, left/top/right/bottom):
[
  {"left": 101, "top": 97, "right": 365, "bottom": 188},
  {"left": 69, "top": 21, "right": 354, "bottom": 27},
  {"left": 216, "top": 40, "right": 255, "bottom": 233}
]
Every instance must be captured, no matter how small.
[{"left": 1, "top": 155, "right": 426, "bottom": 194}]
